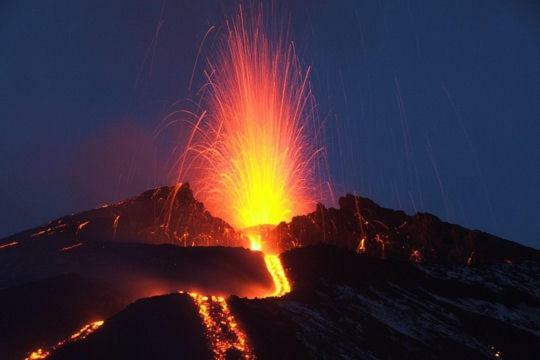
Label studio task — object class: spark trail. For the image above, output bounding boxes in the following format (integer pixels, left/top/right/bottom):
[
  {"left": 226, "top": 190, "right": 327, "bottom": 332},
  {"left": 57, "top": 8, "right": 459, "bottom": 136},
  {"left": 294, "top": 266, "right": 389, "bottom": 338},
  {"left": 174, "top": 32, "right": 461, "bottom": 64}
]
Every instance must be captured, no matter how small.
[{"left": 172, "top": 3, "right": 323, "bottom": 231}]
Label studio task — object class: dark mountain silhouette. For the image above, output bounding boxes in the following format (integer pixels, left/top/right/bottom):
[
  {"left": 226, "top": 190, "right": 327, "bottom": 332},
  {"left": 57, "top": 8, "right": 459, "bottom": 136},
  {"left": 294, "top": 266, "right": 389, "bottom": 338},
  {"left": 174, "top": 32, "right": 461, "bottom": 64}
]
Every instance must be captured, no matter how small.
[{"left": 1, "top": 184, "right": 538, "bottom": 359}]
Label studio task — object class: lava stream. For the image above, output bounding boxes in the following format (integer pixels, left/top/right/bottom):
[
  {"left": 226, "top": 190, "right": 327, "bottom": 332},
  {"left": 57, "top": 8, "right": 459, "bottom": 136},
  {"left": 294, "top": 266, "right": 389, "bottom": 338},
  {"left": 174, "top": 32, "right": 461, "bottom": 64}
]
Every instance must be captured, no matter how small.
[
  {"left": 263, "top": 254, "right": 291, "bottom": 297},
  {"left": 187, "top": 234, "right": 291, "bottom": 360},
  {"left": 187, "top": 292, "right": 254, "bottom": 360},
  {"left": 25, "top": 320, "right": 104, "bottom": 359}
]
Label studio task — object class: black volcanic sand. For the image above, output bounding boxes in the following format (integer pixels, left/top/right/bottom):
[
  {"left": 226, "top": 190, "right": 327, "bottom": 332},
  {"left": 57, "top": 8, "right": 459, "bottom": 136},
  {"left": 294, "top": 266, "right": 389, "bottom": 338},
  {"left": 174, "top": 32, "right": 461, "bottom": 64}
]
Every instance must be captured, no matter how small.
[{"left": 51, "top": 294, "right": 213, "bottom": 360}]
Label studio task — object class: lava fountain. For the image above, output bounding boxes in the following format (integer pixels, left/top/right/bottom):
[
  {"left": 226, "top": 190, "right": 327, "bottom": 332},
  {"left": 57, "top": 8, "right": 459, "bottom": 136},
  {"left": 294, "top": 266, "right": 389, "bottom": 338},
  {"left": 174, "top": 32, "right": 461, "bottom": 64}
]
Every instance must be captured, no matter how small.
[{"left": 171, "top": 3, "right": 323, "bottom": 237}]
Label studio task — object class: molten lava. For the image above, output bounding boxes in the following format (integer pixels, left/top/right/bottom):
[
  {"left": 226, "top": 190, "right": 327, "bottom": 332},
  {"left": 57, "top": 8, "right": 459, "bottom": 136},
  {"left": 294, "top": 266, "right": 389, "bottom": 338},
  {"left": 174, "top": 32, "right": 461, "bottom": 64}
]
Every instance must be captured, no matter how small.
[
  {"left": 60, "top": 242, "right": 83, "bottom": 252},
  {"left": 175, "top": 4, "right": 322, "bottom": 231},
  {"left": 0, "top": 241, "right": 18, "bottom": 250},
  {"left": 25, "top": 320, "right": 104, "bottom": 359},
  {"left": 263, "top": 254, "right": 291, "bottom": 297},
  {"left": 188, "top": 292, "right": 253, "bottom": 360}
]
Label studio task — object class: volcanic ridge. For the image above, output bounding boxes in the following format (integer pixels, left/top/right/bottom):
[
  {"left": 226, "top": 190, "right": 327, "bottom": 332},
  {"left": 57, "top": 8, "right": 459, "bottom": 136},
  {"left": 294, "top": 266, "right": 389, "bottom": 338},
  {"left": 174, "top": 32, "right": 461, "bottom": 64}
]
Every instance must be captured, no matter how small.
[{"left": 0, "top": 183, "right": 538, "bottom": 359}]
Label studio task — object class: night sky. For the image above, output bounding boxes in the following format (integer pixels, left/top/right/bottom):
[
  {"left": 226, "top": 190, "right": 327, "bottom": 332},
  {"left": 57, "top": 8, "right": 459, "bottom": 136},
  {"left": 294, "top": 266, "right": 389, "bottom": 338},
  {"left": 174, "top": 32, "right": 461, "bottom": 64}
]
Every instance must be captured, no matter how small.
[{"left": 1, "top": 0, "right": 539, "bottom": 248}]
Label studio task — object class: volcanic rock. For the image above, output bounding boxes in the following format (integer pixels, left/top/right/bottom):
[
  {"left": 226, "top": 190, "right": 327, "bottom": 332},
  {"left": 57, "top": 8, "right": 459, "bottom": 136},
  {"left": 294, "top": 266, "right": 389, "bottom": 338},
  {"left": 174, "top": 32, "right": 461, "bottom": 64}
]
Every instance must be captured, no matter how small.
[
  {"left": 0, "top": 274, "right": 127, "bottom": 360},
  {"left": 269, "top": 194, "right": 539, "bottom": 265},
  {"left": 0, "top": 183, "right": 243, "bottom": 249},
  {"left": 231, "top": 245, "right": 540, "bottom": 359},
  {"left": 51, "top": 293, "right": 212, "bottom": 360},
  {"left": 1, "top": 186, "right": 539, "bottom": 359}
]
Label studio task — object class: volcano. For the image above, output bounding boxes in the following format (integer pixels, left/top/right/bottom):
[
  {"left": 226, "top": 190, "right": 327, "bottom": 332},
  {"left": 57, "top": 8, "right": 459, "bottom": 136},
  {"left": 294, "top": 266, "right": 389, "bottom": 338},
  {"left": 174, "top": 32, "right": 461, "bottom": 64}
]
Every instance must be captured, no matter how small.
[{"left": 0, "top": 184, "right": 538, "bottom": 359}]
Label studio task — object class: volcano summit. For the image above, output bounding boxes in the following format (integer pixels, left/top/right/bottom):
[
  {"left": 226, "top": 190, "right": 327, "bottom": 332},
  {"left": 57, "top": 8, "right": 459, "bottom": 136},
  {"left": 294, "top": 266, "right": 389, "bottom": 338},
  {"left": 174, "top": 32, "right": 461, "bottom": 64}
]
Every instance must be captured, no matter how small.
[{"left": 0, "top": 184, "right": 538, "bottom": 359}]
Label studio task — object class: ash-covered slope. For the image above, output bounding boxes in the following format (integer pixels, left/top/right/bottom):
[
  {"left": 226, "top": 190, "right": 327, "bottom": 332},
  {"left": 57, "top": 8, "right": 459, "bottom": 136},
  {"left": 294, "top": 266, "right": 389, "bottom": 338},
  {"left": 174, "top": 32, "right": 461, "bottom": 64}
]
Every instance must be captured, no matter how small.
[
  {"left": 231, "top": 245, "right": 540, "bottom": 359},
  {"left": 47, "top": 246, "right": 540, "bottom": 359},
  {"left": 0, "top": 274, "right": 127, "bottom": 360},
  {"left": 1, "top": 185, "right": 539, "bottom": 359},
  {"left": 51, "top": 294, "right": 212, "bottom": 360},
  {"left": 267, "top": 194, "right": 538, "bottom": 265},
  {"left": 0, "top": 243, "right": 274, "bottom": 359}
]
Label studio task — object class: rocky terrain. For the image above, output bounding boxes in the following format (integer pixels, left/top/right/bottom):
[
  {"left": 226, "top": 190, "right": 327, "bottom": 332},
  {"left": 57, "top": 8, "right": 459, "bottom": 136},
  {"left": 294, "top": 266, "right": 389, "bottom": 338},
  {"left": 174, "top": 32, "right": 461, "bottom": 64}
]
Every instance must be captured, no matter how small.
[{"left": 0, "top": 184, "right": 538, "bottom": 359}]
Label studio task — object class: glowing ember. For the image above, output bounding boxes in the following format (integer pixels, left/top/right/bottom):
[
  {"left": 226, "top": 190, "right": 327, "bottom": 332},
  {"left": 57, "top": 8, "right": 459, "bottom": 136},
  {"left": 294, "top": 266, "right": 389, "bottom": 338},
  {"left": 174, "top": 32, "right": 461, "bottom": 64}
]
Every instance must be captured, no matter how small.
[
  {"left": 409, "top": 249, "right": 424, "bottom": 263},
  {"left": 356, "top": 238, "right": 366, "bottom": 254},
  {"left": 31, "top": 223, "right": 66, "bottom": 238},
  {"left": 112, "top": 215, "right": 120, "bottom": 237},
  {"left": 60, "top": 242, "right": 83, "bottom": 252},
  {"left": 0, "top": 241, "right": 18, "bottom": 250},
  {"left": 188, "top": 292, "right": 253, "bottom": 360},
  {"left": 175, "top": 4, "right": 322, "bottom": 230},
  {"left": 26, "top": 348, "right": 49, "bottom": 359},
  {"left": 76, "top": 220, "right": 90, "bottom": 236},
  {"left": 25, "top": 320, "right": 104, "bottom": 360}
]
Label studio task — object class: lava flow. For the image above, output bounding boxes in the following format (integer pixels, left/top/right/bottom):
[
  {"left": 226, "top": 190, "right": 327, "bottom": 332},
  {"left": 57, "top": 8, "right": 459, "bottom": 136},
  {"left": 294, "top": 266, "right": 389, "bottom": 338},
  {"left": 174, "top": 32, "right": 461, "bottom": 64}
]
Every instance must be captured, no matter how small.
[
  {"left": 186, "top": 232, "right": 290, "bottom": 359},
  {"left": 25, "top": 320, "right": 104, "bottom": 359},
  {"left": 263, "top": 253, "right": 291, "bottom": 297},
  {"left": 187, "top": 292, "right": 254, "bottom": 360},
  {"left": 169, "top": 5, "right": 301, "bottom": 357}
]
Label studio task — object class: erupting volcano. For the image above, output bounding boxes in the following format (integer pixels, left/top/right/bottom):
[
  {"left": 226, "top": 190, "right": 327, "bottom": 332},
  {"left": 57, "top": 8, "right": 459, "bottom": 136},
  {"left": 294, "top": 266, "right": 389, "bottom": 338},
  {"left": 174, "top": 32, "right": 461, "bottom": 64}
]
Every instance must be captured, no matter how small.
[
  {"left": 170, "top": 4, "right": 322, "bottom": 235},
  {"left": 1, "top": 2, "right": 539, "bottom": 360}
]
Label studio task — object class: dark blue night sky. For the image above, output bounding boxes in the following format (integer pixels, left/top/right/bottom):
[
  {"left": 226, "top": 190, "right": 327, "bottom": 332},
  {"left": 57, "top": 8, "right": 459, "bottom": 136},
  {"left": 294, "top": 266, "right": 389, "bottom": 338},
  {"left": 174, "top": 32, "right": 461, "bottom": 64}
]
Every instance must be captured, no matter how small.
[{"left": 1, "top": 0, "right": 539, "bottom": 248}]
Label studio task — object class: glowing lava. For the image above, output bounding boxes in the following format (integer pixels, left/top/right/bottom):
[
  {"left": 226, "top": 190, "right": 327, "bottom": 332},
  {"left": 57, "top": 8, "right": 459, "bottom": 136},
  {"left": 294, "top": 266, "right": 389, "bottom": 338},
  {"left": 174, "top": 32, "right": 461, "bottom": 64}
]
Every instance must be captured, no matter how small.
[
  {"left": 175, "top": 3, "right": 322, "bottom": 231},
  {"left": 25, "top": 320, "right": 104, "bottom": 360},
  {"left": 246, "top": 230, "right": 291, "bottom": 297},
  {"left": 60, "top": 242, "right": 83, "bottom": 252},
  {"left": 0, "top": 241, "right": 18, "bottom": 250},
  {"left": 187, "top": 292, "right": 253, "bottom": 360},
  {"left": 263, "top": 254, "right": 291, "bottom": 297}
]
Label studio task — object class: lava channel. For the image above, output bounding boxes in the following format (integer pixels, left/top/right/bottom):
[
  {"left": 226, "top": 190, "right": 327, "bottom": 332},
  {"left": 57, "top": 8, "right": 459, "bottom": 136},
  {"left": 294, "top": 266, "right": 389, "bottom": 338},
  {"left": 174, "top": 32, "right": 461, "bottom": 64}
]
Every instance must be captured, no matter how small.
[
  {"left": 25, "top": 320, "right": 104, "bottom": 359},
  {"left": 187, "top": 292, "right": 254, "bottom": 360}
]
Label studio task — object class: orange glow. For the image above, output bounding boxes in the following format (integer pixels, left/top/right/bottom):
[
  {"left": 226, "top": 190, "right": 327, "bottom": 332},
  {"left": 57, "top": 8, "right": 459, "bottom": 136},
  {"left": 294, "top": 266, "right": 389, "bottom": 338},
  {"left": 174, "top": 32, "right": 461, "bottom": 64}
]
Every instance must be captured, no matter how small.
[
  {"left": 263, "top": 254, "right": 291, "bottom": 297},
  {"left": 76, "top": 220, "right": 90, "bottom": 236},
  {"left": 25, "top": 320, "right": 104, "bottom": 359},
  {"left": 175, "top": 4, "right": 321, "bottom": 230},
  {"left": 112, "top": 215, "right": 120, "bottom": 237},
  {"left": 31, "top": 222, "right": 68, "bottom": 238},
  {"left": 247, "top": 234, "right": 262, "bottom": 252},
  {"left": 356, "top": 238, "right": 366, "bottom": 254},
  {"left": 0, "top": 241, "right": 18, "bottom": 250},
  {"left": 409, "top": 249, "right": 424, "bottom": 263},
  {"left": 60, "top": 242, "right": 83, "bottom": 252},
  {"left": 26, "top": 349, "right": 49, "bottom": 359},
  {"left": 188, "top": 292, "right": 253, "bottom": 359}
]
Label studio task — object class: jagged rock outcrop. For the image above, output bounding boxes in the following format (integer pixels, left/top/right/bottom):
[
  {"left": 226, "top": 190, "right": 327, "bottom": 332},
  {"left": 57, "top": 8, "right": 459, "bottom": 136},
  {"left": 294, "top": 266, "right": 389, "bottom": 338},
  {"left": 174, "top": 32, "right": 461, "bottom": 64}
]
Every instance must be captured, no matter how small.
[
  {"left": 1, "top": 186, "right": 538, "bottom": 359},
  {"left": 268, "top": 194, "right": 539, "bottom": 265},
  {"left": 1, "top": 184, "right": 244, "bottom": 248}
]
